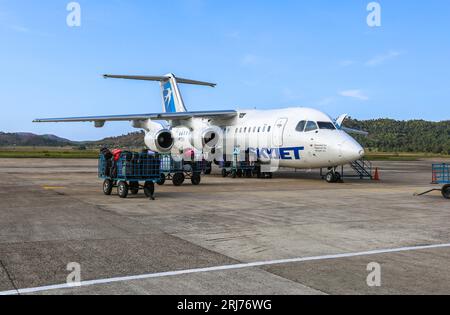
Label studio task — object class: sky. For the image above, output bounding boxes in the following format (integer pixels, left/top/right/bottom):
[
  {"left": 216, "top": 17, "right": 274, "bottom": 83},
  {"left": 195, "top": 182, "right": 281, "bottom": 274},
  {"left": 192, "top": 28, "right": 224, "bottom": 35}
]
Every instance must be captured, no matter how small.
[{"left": 0, "top": 0, "right": 449, "bottom": 140}]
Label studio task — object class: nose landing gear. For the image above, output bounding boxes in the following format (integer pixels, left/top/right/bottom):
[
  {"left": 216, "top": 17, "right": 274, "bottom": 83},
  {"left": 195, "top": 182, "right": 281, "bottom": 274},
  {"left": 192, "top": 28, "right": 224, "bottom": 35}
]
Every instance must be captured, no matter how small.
[{"left": 325, "top": 167, "right": 343, "bottom": 183}]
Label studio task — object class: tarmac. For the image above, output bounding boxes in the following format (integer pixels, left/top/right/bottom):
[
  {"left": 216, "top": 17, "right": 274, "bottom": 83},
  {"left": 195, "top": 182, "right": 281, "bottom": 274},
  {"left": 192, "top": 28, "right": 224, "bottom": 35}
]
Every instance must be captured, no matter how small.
[{"left": 0, "top": 158, "right": 449, "bottom": 295}]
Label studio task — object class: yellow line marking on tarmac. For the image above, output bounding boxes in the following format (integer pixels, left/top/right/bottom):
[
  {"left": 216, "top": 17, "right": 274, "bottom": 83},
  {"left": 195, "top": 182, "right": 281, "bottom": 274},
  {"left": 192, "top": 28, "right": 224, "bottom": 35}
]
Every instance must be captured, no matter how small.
[{"left": 42, "top": 186, "right": 67, "bottom": 190}]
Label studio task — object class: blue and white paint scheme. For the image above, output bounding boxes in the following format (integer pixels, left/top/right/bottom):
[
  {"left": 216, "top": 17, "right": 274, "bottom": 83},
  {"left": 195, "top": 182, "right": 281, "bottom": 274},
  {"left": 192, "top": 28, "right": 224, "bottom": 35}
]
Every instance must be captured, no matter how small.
[{"left": 34, "top": 73, "right": 366, "bottom": 173}]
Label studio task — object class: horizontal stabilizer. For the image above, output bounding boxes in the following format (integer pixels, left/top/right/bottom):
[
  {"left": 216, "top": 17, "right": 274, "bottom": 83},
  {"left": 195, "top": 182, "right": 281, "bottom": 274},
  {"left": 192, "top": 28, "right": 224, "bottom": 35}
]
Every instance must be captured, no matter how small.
[
  {"left": 341, "top": 126, "right": 369, "bottom": 136},
  {"left": 103, "top": 74, "right": 216, "bottom": 87}
]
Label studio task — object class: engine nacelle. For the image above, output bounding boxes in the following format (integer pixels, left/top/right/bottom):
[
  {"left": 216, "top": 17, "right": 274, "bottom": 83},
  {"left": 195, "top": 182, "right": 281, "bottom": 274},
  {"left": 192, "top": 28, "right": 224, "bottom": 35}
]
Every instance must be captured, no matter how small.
[
  {"left": 144, "top": 130, "right": 174, "bottom": 153},
  {"left": 192, "top": 127, "right": 223, "bottom": 151}
]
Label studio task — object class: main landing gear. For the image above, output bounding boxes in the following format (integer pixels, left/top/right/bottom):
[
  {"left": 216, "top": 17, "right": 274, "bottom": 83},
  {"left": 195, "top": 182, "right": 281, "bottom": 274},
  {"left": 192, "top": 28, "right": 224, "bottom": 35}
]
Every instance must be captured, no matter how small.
[{"left": 325, "top": 167, "right": 343, "bottom": 183}]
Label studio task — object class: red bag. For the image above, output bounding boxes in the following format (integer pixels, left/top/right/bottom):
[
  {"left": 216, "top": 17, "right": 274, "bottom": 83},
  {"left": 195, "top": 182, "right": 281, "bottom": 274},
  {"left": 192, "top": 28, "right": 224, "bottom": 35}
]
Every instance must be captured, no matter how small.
[{"left": 112, "top": 149, "right": 122, "bottom": 161}]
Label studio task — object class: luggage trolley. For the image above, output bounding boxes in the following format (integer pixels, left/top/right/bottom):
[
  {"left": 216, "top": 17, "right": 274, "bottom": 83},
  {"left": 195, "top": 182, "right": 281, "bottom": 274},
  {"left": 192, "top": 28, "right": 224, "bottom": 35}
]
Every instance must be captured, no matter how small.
[
  {"left": 415, "top": 163, "right": 450, "bottom": 199},
  {"left": 158, "top": 154, "right": 203, "bottom": 186},
  {"left": 221, "top": 150, "right": 258, "bottom": 178},
  {"left": 98, "top": 152, "right": 162, "bottom": 200}
]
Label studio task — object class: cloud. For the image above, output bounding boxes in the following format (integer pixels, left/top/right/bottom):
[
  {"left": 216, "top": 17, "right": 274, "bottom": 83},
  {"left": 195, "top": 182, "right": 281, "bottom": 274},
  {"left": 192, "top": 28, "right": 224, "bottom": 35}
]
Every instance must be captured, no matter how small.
[
  {"left": 339, "top": 90, "right": 369, "bottom": 101},
  {"left": 9, "top": 24, "right": 30, "bottom": 33},
  {"left": 366, "top": 51, "right": 403, "bottom": 67},
  {"left": 226, "top": 31, "right": 241, "bottom": 39},
  {"left": 339, "top": 60, "right": 355, "bottom": 67},
  {"left": 318, "top": 96, "right": 336, "bottom": 106},
  {"left": 241, "top": 54, "right": 264, "bottom": 66}
]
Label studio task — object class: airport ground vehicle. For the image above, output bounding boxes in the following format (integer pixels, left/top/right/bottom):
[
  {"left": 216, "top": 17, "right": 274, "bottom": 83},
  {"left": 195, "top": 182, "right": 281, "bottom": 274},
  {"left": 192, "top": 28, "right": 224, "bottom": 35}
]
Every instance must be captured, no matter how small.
[
  {"left": 98, "top": 152, "right": 161, "bottom": 199},
  {"left": 158, "top": 154, "right": 204, "bottom": 186},
  {"left": 415, "top": 163, "right": 450, "bottom": 199}
]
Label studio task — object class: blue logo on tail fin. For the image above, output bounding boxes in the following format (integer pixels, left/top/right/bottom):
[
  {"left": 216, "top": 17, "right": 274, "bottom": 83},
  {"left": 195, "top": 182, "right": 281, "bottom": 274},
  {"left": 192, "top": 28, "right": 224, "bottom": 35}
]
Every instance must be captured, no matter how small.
[{"left": 163, "top": 81, "right": 176, "bottom": 113}]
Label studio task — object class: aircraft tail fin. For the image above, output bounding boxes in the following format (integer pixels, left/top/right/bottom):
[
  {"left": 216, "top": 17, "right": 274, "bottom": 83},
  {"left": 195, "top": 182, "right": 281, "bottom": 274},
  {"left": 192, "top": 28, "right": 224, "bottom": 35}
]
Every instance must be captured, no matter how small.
[{"left": 103, "top": 73, "right": 216, "bottom": 113}]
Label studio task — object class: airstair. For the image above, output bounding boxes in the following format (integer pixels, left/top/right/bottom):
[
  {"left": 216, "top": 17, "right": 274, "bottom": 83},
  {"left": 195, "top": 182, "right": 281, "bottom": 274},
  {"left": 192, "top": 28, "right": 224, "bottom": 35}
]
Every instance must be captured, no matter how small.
[{"left": 349, "top": 159, "right": 373, "bottom": 179}]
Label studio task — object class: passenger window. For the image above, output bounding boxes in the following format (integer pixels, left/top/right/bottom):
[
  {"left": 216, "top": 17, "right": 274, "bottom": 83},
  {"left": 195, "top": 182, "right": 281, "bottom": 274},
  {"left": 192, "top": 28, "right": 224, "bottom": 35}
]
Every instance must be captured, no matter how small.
[
  {"left": 258, "top": 127, "right": 261, "bottom": 133},
  {"left": 304, "top": 121, "right": 318, "bottom": 132},
  {"left": 268, "top": 126, "right": 272, "bottom": 132},
  {"left": 296, "top": 121, "right": 306, "bottom": 132}
]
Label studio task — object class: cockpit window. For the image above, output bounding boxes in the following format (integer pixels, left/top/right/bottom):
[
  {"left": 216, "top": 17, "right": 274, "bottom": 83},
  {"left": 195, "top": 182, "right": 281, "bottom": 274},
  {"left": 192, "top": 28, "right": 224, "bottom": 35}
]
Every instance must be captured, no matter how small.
[
  {"left": 304, "top": 121, "right": 318, "bottom": 132},
  {"left": 296, "top": 121, "right": 306, "bottom": 132},
  {"left": 317, "top": 122, "right": 336, "bottom": 130}
]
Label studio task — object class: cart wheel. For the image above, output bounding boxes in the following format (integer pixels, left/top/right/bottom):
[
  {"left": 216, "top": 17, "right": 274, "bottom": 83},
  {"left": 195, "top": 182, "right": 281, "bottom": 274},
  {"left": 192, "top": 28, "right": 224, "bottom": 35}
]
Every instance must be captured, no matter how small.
[
  {"left": 129, "top": 182, "right": 139, "bottom": 195},
  {"left": 103, "top": 179, "right": 113, "bottom": 195},
  {"left": 442, "top": 185, "right": 450, "bottom": 199},
  {"left": 222, "top": 169, "right": 228, "bottom": 177},
  {"left": 157, "top": 174, "right": 166, "bottom": 186},
  {"left": 144, "top": 181, "right": 155, "bottom": 199},
  {"left": 117, "top": 181, "right": 129, "bottom": 198},
  {"left": 237, "top": 170, "right": 243, "bottom": 178},
  {"left": 232, "top": 170, "right": 237, "bottom": 178},
  {"left": 191, "top": 173, "right": 201, "bottom": 185},
  {"left": 173, "top": 173, "right": 185, "bottom": 186},
  {"left": 204, "top": 167, "right": 212, "bottom": 175}
]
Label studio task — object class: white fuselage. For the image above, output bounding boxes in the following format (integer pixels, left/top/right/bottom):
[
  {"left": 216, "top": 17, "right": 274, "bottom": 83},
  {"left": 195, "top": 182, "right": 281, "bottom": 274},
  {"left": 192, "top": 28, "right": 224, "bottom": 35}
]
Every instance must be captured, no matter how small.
[{"left": 164, "top": 107, "right": 365, "bottom": 169}]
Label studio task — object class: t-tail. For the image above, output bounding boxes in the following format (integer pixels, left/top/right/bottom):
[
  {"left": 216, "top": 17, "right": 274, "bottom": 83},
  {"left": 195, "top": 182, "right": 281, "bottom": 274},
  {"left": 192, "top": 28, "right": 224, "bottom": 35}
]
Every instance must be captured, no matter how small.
[{"left": 103, "top": 73, "right": 216, "bottom": 113}]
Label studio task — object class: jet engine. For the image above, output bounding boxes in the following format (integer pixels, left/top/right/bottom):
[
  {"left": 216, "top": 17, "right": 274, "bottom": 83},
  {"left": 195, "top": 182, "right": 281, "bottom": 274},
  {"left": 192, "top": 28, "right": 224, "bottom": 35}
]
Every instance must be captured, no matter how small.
[
  {"left": 144, "top": 129, "right": 174, "bottom": 153},
  {"left": 192, "top": 127, "right": 223, "bottom": 151}
]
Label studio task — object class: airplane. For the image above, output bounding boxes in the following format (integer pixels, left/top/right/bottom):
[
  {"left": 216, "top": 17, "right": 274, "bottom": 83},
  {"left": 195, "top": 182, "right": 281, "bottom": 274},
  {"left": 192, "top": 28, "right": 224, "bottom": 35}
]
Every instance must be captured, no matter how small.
[{"left": 34, "top": 73, "right": 367, "bottom": 183}]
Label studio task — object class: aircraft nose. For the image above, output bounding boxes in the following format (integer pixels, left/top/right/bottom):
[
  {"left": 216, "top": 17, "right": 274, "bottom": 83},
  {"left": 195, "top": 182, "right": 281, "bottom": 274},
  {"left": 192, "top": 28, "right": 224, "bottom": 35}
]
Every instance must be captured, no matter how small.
[{"left": 340, "top": 140, "right": 365, "bottom": 162}]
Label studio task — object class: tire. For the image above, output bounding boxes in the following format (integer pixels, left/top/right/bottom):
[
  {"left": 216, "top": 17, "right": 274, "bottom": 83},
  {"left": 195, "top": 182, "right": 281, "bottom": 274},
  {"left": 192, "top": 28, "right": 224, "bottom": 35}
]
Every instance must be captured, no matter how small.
[
  {"left": 442, "top": 185, "right": 450, "bottom": 199},
  {"left": 103, "top": 179, "right": 113, "bottom": 196},
  {"left": 157, "top": 174, "right": 166, "bottom": 186},
  {"left": 326, "top": 172, "right": 337, "bottom": 183},
  {"left": 173, "top": 173, "right": 185, "bottom": 186},
  {"left": 204, "top": 164, "right": 212, "bottom": 175},
  {"left": 117, "top": 181, "right": 129, "bottom": 198},
  {"left": 246, "top": 170, "right": 253, "bottom": 178},
  {"left": 129, "top": 182, "right": 139, "bottom": 195},
  {"left": 222, "top": 169, "right": 228, "bottom": 178},
  {"left": 265, "top": 172, "right": 273, "bottom": 179},
  {"left": 191, "top": 173, "right": 201, "bottom": 185},
  {"left": 237, "top": 170, "right": 243, "bottom": 178},
  {"left": 232, "top": 170, "right": 237, "bottom": 178},
  {"left": 144, "top": 181, "right": 155, "bottom": 199},
  {"left": 334, "top": 172, "right": 342, "bottom": 183}
]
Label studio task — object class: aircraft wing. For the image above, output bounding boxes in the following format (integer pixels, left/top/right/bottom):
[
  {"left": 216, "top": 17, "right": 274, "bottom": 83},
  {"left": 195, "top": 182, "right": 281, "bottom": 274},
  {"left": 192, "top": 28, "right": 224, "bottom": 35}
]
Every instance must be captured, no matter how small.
[{"left": 33, "top": 110, "right": 237, "bottom": 123}]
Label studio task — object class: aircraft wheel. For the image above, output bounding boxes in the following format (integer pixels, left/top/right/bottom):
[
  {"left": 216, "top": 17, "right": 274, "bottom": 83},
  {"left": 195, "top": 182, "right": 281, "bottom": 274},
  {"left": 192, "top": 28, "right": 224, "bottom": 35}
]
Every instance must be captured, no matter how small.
[
  {"left": 157, "top": 174, "right": 166, "bottom": 186},
  {"left": 103, "top": 179, "right": 113, "bottom": 196},
  {"left": 442, "top": 185, "right": 450, "bottom": 199},
  {"left": 326, "top": 172, "right": 338, "bottom": 183},
  {"left": 191, "top": 173, "right": 201, "bottom": 185},
  {"left": 144, "top": 181, "right": 155, "bottom": 199},
  {"left": 204, "top": 164, "right": 212, "bottom": 175},
  {"left": 117, "top": 181, "right": 129, "bottom": 198},
  {"left": 173, "top": 173, "right": 185, "bottom": 186}
]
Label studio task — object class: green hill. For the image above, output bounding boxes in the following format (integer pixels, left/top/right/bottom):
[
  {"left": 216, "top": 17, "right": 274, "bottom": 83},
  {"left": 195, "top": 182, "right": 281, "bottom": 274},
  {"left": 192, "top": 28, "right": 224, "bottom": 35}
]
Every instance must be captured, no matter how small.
[{"left": 346, "top": 119, "right": 450, "bottom": 154}]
